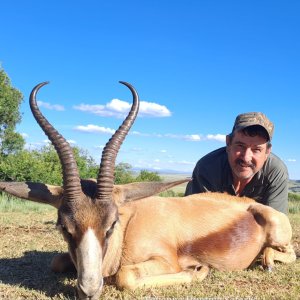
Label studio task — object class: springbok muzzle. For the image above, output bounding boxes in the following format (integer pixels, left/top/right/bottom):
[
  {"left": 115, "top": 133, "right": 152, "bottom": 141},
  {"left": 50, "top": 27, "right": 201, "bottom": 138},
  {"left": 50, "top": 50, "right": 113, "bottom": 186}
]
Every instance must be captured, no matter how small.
[{"left": 76, "top": 279, "right": 103, "bottom": 300}]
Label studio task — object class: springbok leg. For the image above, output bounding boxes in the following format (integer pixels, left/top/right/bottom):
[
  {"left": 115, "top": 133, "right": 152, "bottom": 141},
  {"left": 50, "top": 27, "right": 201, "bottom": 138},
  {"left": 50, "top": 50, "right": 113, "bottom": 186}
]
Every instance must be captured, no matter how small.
[
  {"left": 51, "top": 252, "right": 76, "bottom": 273},
  {"left": 262, "top": 244, "right": 296, "bottom": 271},
  {"left": 116, "top": 257, "right": 209, "bottom": 290}
]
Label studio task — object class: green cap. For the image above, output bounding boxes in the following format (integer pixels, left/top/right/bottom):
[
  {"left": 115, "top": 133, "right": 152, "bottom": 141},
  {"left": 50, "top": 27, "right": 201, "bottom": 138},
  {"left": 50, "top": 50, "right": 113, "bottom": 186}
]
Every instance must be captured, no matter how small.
[{"left": 232, "top": 112, "right": 274, "bottom": 141}]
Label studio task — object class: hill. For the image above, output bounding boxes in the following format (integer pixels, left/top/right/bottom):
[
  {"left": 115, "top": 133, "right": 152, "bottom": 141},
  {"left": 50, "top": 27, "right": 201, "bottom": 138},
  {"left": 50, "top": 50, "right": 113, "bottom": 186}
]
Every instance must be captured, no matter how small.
[
  {"left": 159, "top": 172, "right": 300, "bottom": 195},
  {"left": 289, "top": 180, "right": 300, "bottom": 193}
]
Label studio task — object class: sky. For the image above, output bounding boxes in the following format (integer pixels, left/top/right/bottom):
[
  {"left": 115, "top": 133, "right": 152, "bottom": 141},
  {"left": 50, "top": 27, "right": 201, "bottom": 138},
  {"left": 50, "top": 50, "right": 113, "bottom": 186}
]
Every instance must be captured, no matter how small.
[{"left": 1, "top": 0, "right": 300, "bottom": 179}]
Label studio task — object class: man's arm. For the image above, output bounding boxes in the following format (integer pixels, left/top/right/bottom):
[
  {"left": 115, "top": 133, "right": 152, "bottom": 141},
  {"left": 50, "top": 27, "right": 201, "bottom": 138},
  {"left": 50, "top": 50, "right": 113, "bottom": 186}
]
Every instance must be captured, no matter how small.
[
  {"left": 263, "top": 176, "right": 289, "bottom": 214},
  {"left": 185, "top": 148, "right": 229, "bottom": 196},
  {"left": 260, "top": 154, "right": 290, "bottom": 214},
  {"left": 185, "top": 177, "right": 209, "bottom": 195},
  {"left": 185, "top": 164, "right": 211, "bottom": 196}
]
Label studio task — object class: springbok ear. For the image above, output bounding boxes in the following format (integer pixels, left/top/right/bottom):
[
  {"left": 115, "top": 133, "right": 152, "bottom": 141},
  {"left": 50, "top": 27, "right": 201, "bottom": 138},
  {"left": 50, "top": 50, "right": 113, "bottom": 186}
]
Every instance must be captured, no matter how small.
[
  {"left": 0, "top": 182, "right": 63, "bottom": 209},
  {"left": 112, "top": 178, "right": 191, "bottom": 205}
]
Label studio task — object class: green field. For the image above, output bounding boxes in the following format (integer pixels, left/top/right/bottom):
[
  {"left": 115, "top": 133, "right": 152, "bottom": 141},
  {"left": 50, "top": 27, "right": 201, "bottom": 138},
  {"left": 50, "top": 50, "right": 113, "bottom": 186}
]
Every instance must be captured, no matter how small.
[{"left": 0, "top": 191, "right": 300, "bottom": 299}]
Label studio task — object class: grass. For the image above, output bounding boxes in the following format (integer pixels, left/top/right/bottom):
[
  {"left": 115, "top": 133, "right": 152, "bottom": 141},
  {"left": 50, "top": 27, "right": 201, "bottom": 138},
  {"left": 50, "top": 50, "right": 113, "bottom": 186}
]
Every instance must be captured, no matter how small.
[
  {"left": 0, "top": 194, "right": 54, "bottom": 213},
  {"left": 288, "top": 193, "right": 300, "bottom": 214},
  {"left": 0, "top": 193, "right": 300, "bottom": 299}
]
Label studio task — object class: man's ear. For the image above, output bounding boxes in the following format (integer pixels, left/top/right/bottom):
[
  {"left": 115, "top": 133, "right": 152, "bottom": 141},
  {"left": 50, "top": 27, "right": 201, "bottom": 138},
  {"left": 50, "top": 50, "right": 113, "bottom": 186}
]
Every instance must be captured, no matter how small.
[
  {"left": 226, "top": 135, "right": 231, "bottom": 147},
  {"left": 266, "top": 144, "right": 272, "bottom": 156}
]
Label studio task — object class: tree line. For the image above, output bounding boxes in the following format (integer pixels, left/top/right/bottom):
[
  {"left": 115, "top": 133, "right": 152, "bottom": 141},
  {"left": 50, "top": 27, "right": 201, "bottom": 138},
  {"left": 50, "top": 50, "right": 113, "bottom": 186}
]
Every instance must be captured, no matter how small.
[{"left": 0, "top": 67, "right": 161, "bottom": 185}]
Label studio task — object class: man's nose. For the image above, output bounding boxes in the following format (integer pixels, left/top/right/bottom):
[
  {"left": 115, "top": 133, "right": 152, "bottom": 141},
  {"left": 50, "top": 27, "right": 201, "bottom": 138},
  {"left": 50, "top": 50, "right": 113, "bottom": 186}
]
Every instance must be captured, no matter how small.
[{"left": 241, "top": 148, "right": 252, "bottom": 162}]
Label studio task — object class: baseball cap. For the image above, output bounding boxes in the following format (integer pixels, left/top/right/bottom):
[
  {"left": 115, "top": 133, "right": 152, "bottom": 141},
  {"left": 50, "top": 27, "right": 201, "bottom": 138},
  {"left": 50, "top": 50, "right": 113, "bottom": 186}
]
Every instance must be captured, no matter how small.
[{"left": 232, "top": 112, "right": 274, "bottom": 141}]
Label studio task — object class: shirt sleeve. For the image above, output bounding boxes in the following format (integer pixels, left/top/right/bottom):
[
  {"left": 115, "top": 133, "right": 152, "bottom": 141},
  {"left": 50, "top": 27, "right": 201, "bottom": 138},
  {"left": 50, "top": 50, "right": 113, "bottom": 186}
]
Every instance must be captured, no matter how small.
[
  {"left": 262, "top": 174, "right": 289, "bottom": 214},
  {"left": 185, "top": 148, "right": 227, "bottom": 196},
  {"left": 185, "top": 163, "right": 211, "bottom": 196}
]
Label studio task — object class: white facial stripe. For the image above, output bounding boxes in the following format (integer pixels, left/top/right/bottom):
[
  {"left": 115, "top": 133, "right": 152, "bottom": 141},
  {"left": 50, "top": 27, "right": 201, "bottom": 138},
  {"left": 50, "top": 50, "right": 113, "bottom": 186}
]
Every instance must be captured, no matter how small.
[{"left": 76, "top": 228, "right": 103, "bottom": 296}]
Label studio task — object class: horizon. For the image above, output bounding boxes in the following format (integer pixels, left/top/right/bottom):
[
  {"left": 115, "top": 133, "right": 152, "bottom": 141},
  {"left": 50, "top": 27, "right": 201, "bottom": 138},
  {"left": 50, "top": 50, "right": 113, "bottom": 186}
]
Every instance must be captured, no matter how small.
[{"left": 2, "top": 1, "right": 300, "bottom": 179}]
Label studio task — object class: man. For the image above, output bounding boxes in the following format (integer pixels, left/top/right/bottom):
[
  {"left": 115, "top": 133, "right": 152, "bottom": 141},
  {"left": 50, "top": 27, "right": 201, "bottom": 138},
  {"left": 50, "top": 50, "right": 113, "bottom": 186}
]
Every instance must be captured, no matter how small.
[{"left": 185, "top": 112, "right": 289, "bottom": 214}]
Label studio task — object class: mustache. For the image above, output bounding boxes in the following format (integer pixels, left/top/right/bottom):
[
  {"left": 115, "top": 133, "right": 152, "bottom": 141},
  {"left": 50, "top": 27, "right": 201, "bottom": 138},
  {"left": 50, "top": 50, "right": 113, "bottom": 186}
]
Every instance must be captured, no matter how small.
[{"left": 235, "top": 159, "right": 255, "bottom": 169}]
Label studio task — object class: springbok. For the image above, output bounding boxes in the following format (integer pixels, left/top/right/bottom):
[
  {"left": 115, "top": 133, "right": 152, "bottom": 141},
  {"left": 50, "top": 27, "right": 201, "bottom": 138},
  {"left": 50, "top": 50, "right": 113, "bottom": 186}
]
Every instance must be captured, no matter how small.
[{"left": 0, "top": 82, "right": 296, "bottom": 300}]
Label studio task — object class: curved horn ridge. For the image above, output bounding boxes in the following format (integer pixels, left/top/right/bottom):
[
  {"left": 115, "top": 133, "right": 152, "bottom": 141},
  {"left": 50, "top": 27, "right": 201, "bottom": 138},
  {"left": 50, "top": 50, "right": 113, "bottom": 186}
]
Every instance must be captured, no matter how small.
[
  {"left": 96, "top": 81, "right": 140, "bottom": 200},
  {"left": 29, "top": 82, "right": 82, "bottom": 201}
]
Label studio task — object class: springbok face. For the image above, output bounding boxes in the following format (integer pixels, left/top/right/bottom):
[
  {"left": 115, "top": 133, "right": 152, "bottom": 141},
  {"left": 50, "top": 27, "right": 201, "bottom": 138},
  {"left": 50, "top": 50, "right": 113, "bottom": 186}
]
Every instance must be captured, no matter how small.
[
  {"left": 57, "top": 196, "right": 118, "bottom": 299},
  {"left": 29, "top": 81, "right": 139, "bottom": 299},
  {"left": 58, "top": 199, "right": 118, "bottom": 299}
]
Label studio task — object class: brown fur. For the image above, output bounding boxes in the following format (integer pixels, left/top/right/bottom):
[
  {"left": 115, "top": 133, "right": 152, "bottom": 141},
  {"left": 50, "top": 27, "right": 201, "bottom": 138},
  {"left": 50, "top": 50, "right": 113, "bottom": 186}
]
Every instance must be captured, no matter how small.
[
  {"left": 178, "top": 213, "right": 263, "bottom": 270},
  {"left": 104, "top": 193, "right": 295, "bottom": 288}
]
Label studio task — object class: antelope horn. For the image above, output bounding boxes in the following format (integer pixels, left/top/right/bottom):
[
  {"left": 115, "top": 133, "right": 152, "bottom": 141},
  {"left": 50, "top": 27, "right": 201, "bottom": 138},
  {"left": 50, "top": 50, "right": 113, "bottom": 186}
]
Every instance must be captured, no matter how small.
[
  {"left": 96, "top": 81, "right": 140, "bottom": 201},
  {"left": 29, "top": 82, "right": 82, "bottom": 202}
]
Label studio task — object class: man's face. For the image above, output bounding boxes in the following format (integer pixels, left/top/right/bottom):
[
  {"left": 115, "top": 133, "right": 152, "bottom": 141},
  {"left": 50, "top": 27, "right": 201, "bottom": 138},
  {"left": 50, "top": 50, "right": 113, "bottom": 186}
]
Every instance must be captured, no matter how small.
[{"left": 226, "top": 130, "right": 271, "bottom": 181}]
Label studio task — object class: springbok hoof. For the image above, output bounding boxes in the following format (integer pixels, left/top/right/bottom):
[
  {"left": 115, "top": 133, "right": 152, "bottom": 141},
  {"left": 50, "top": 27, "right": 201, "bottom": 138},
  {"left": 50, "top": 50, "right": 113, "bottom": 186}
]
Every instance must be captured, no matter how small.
[{"left": 266, "top": 266, "right": 273, "bottom": 272}]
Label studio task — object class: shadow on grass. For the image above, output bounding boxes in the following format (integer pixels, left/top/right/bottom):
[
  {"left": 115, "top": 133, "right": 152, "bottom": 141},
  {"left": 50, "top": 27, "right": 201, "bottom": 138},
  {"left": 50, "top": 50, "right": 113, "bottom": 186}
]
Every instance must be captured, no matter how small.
[{"left": 0, "top": 250, "right": 77, "bottom": 298}]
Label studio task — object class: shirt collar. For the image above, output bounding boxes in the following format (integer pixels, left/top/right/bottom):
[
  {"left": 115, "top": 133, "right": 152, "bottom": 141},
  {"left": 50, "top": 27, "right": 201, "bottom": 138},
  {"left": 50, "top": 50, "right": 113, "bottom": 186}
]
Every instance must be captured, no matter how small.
[{"left": 222, "top": 156, "right": 266, "bottom": 194}]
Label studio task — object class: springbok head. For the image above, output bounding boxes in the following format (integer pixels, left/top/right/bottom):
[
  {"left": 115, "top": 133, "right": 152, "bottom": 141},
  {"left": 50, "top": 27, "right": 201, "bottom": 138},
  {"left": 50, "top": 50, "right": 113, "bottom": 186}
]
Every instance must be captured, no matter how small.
[{"left": 29, "top": 81, "right": 139, "bottom": 299}]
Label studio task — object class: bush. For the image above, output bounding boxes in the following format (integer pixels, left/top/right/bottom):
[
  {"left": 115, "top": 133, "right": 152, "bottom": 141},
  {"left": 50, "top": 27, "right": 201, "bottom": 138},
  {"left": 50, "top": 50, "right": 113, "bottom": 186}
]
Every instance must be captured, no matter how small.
[
  {"left": 135, "top": 169, "right": 162, "bottom": 182},
  {"left": 288, "top": 192, "right": 300, "bottom": 214},
  {"left": 114, "top": 164, "right": 163, "bottom": 184},
  {"left": 0, "top": 146, "right": 162, "bottom": 185},
  {"left": 288, "top": 192, "right": 300, "bottom": 201},
  {"left": 114, "top": 162, "right": 135, "bottom": 184},
  {"left": 0, "top": 145, "right": 98, "bottom": 184}
]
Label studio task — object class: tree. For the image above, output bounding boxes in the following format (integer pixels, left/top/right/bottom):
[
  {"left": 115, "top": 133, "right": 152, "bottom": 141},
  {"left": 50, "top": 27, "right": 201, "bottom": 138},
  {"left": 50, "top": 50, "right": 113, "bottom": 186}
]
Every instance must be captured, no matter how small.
[
  {"left": 114, "top": 163, "right": 163, "bottom": 184},
  {"left": 114, "top": 162, "right": 135, "bottom": 184},
  {"left": 0, "top": 67, "right": 25, "bottom": 154},
  {"left": 73, "top": 147, "right": 98, "bottom": 179},
  {"left": 0, "top": 145, "right": 99, "bottom": 184},
  {"left": 135, "top": 169, "right": 162, "bottom": 182}
]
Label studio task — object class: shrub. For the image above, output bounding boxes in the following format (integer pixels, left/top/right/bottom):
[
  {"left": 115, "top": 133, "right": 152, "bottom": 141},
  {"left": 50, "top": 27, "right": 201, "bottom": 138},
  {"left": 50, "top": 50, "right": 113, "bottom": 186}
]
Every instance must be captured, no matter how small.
[
  {"left": 0, "top": 146, "right": 162, "bottom": 185},
  {"left": 288, "top": 192, "right": 300, "bottom": 214},
  {"left": 0, "top": 145, "right": 97, "bottom": 184}
]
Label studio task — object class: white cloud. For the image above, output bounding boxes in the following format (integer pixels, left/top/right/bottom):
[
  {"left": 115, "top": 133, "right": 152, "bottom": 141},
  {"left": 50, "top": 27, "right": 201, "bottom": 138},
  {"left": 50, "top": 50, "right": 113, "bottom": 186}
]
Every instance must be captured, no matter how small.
[
  {"left": 21, "top": 133, "right": 29, "bottom": 138},
  {"left": 107, "top": 99, "right": 131, "bottom": 113},
  {"left": 72, "top": 122, "right": 225, "bottom": 145},
  {"left": 164, "top": 133, "right": 203, "bottom": 141},
  {"left": 42, "top": 139, "right": 76, "bottom": 145},
  {"left": 73, "top": 99, "right": 171, "bottom": 118},
  {"left": 131, "top": 130, "right": 149, "bottom": 136},
  {"left": 287, "top": 158, "right": 297, "bottom": 162},
  {"left": 94, "top": 145, "right": 105, "bottom": 149},
  {"left": 139, "top": 101, "right": 171, "bottom": 117},
  {"left": 67, "top": 139, "right": 77, "bottom": 145},
  {"left": 184, "top": 134, "right": 202, "bottom": 141},
  {"left": 74, "top": 124, "right": 115, "bottom": 134},
  {"left": 37, "top": 101, "right": 65, "bottom": 111},
  {"left": 131, "top": 147, "right": 143, "bottom": 152},
  {"left": 206, "top": 134, "right": 226, "bottom": 142},
  {"left": 164, "top": 133, "right": 225, "bottom": 142},
  {"left": 130, "top": 157, "right": 195, "bottom": 174},
  {"left": 166, "top": 159, "right": 194, "bottom": 166},
  {"left": 177, "top": 160, "right": 195, "bottom": 165}
]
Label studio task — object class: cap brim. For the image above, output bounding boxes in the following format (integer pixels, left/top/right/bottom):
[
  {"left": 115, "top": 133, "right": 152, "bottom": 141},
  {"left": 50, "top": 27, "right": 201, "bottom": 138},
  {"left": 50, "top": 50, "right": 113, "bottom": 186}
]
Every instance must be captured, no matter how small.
[{"left": 234, "top": 124, "right": 272, "bottom": 141}]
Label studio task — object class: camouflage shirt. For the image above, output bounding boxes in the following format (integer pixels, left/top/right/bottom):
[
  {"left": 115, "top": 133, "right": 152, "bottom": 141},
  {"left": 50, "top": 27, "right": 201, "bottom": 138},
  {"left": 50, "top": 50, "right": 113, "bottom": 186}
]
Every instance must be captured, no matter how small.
[{"left": 185, "top": 147, "right": 289, "bottom": 214}]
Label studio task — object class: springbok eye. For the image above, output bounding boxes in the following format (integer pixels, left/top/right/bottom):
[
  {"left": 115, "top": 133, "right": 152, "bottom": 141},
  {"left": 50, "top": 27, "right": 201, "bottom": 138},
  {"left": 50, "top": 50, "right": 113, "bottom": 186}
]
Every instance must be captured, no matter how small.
[
  {"left": 57, "top": 224, "right": 73, "bottom": 239},
  {"left": 105, "top": 220, "right": 118, "bottom": 239}
]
